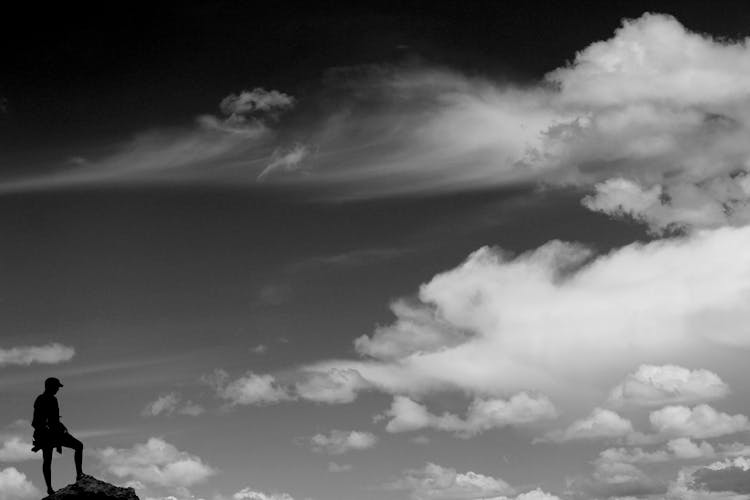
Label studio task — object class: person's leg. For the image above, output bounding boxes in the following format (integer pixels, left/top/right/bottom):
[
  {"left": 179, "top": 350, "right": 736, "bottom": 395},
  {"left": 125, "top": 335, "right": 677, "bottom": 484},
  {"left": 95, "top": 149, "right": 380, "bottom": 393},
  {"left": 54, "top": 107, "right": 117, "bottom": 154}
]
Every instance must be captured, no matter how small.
[
  {"left": 59, "top": 433, "right": 84, "bottom": 479},
  {"left": 42, "top": 447, "right": 54, "bottom": 494}
]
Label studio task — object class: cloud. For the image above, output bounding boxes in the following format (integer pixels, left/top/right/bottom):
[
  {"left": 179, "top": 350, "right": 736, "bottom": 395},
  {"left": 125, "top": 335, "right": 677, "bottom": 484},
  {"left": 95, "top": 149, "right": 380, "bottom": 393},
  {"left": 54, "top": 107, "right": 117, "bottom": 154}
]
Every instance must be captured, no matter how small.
[
  {"left": 388, "top": 463, "right": 562, "bottom": 500},
  {"left": 204, "top": 369, "right": 292, "bottom": 406},
  {"left": 0, "top": 343, "right": 75, "bottom": 366},
  {"left": 568, "top": 460, "right": 666, "bottom": 499},
  {"left": 257, "top": 143, "right": 311, "bottom": 181},
  {"left": 0, "top": 467, "right": 40, "bottom": 500},
  {"left": 597, "top": 438, "right": 716, "bottom": 466},
  {"left": 307, "top": 225, "right": 750, "bottom": 406},
  {"left": 9, "top": 13, "right": 750, "bottom": 219},
  {"left": 354, "top": 299, "right": 474, "bottom": 361},
  {"left": 388, "top": 462, "right": 515, "bottom": 500},
  {"left": 547, "top": 14, "right": 750, "bottom": 106},
  {"left": 693, "top": 458, "right": 750, "bottom": 495},
  {"left": 649, "top": 405, "right": 750, "bottom": 440},
  {"left": 0, "top": 435, "right": 37, "bottom": 462},
  {"left": 141, "top": 393, "right": 205, "bottom": 417},
  {"left": 231, "top": 488, "right": 297, "bottom": 500},
  {"left": 142, "top": 393, "right": 179, "bottom": 417},
  {"left": 383, "top": 392, "right": 557, "bottom": 437},
  {"left": 545, "top": 408, "right": 634, "bottom": 443},
  {"left": 308, "top": 430, "right": 377, "bottom": 455},
  {"left": 606, "top": 365, "right": 730, "bottom": 408},
  {"left": 95, "top": 437, "right": 215, "bottom": 490},
  {"left": 547, "top": 404, "right": 750, "bottom": 445},
  {"left": 328, "top": 462, "right": 352, "bottom": 472},
  {"left": 294, "top": 368, "right": 370, "bottom": 404},
  {"left": 220, "top": 89, "right": 295, "bottom": 116}
]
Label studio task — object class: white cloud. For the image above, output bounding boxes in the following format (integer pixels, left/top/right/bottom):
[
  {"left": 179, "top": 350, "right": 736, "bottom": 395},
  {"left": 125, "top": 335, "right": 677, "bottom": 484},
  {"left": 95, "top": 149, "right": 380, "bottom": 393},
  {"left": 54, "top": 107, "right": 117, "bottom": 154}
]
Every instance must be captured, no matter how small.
[
  {"left": 354, "top": 299, "right": 473, "bottom": 361},
  {"left": 0, "top": 435, "right": 37, "bottom": 462},
  {"left": 597, "top": 438, "right": 716, "bottom": 466},
  {"left": 383, "top": 393, "right": 557, "bottom": 437},
  {"left": 219, "top": 89, "right": 295, "bottom": 116},
  {"left": 669, "top": 437, "right": 717, "bottom": 460},
  {"left": 205, "top": 369, "right": 292, "bottom": 406},
  {"left": 650, "top": 405, "right": 750, "bottom": 440},
  {"left": 10, "top": 12, "right": 750, "bottom": 223},
  {"left": 142, "top": 393, "right": 205, "bottom": 417},
  {"left": 388, "top": 462, "right": 515, "bottom": 500},
  {"left": 569, "top": 459, "right": 665, "bottom": 499},
  {"left": 95, "top": 437, "right": 215, "bottom": 489},
  {"left": 142, "top": 393, "right": 180, "bottom": 417},
  {"left": 309, "top": 226, "right": 750, "bottom": 406},
  {"left": 0, "top": 467, "right": 40, "bottom": 500},
  {"left": 309, "top": 430, "right": 377, "bottom": 455},
  {"left": 294, "top": 368, "right": 370, "bottom": 404},
  {"left": 257, "top": 143, "right": 311, "bottom": 181},
  {"left": 545, "top": 408, "right": 634, "bottom": 442},
  {"left": 231, "top": 488, "right": 296, "bottom": 500},
  {"left": 607, "top": 365, "right": 730, "bottom": 408},
  {"left": 547, "top": 13, "right": 750, "bottom": 106},
  {"left": 0, "top": 343, "right": 75, "bottom": 366}
]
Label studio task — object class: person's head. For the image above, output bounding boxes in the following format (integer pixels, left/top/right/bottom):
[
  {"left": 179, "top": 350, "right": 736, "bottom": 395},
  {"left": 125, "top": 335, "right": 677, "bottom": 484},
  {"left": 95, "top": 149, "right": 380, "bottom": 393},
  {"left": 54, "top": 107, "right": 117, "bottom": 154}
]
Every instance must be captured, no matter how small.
[{"left": 44, "top": 377, "right": 63, "bottom": 394}]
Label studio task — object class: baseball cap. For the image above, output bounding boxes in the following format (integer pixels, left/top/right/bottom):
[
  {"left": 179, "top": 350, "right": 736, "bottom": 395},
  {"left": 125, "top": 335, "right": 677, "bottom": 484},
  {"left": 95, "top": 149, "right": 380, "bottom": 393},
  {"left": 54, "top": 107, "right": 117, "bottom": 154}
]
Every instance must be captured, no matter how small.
[{"left": 44, "top": 377, "right": 64, "bottom": 388}]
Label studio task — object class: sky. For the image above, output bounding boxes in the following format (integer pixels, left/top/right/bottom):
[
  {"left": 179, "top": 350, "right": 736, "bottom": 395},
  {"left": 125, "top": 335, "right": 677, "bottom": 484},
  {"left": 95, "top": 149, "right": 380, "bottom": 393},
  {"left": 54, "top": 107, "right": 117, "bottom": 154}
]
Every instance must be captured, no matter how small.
[{"left": 5, "top": 2, "right": 750, "bottom": 499}]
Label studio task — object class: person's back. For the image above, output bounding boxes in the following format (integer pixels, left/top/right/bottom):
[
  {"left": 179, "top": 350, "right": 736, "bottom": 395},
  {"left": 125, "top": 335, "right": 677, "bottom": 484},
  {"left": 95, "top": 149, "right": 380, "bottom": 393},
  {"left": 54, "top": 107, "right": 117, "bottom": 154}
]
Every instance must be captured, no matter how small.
[{"left": 32, "top": 377, "right": 84, "bottom": 495}]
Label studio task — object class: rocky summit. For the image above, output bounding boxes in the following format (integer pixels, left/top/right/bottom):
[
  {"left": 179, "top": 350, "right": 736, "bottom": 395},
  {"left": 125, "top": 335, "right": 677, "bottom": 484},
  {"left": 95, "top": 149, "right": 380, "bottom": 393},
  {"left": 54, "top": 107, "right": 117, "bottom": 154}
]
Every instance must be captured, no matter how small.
[{"left": 42, "top": 475, "right": 139, "bottom": 500}]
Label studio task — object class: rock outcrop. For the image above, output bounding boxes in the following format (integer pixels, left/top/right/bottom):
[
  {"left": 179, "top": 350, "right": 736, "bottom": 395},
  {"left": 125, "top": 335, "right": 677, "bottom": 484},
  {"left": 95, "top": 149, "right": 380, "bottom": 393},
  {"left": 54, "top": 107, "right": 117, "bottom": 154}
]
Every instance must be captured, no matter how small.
[{"left": 42, "top": 474, "right": 139, "bottom": 500}]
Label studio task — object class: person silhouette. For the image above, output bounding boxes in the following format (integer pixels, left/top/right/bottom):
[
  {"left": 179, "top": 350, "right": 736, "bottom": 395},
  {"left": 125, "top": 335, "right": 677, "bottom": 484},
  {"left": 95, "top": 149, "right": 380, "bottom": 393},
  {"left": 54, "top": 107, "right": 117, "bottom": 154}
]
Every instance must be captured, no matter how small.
[{"left": 32, "top": 377, "right": 84, "bottom": 495}]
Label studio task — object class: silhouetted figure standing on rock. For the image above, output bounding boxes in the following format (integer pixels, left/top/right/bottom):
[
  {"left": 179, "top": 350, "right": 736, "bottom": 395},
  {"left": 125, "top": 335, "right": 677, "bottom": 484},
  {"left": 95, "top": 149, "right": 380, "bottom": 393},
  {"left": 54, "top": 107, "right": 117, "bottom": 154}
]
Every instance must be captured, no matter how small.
[{"left": 32, "top": 377, "right": 84, "bottom": 495}]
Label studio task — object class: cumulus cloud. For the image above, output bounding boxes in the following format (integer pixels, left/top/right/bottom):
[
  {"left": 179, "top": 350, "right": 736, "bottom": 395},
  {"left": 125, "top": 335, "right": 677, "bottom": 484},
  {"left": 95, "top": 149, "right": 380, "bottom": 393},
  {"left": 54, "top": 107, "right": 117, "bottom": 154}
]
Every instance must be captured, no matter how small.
[
  {"left": 388, "top": 462, "right": 515, "bottom": 500},
  {"left": 204, "top": 369, "right": 292, "bottom": 406},
  {"left": 305, "top": 225, "right": 750, "bottom": 408},
  {"left": 568, "top": 459, "right": 666, "bottom": 499},
  {"left": 547, "top": 403, "right": 750, "bottom": 445},
  {"left": 354, "top": 299, "right": 474, "bottom": 361},
  {"left": 308, "top": 430, "right": 377, "bottom": 455},
  {"left": 231, "top": 488, "right": 297, "bottom": 500},
  {"left": 95, "top": 437, "right": 215, "bottom": 490},
  {"left": 607, "top": 365, "right": 730, "bottom": 408},
  {"left": 597, "top": 438, "right": 716, "bottom": 467},
  {"left": 389, "top": 463, "right": 562, "bottom": 500},
  {"left": 141, "top": 393, "right": 205, "bottom": 417},
  {"left": 0, "top": 435, "right": 37, "bottom": 462},
  {"left": 293, "top": 368, "right": 370, "bottom": 404},
  {"left": 0, "top": 467, "right": 40, "bottom": 500},
  {"left": 649, "top": 405, "right": 750, "bottom": 440},
  {"left": 545, "top": 408, "right": 634, "bottom": 443},
  {"left": 383, "top": 393, "right": 557, "bottom": 437},
  {"left": 0, "top": 343, "right": 75, "bottom": 366}
]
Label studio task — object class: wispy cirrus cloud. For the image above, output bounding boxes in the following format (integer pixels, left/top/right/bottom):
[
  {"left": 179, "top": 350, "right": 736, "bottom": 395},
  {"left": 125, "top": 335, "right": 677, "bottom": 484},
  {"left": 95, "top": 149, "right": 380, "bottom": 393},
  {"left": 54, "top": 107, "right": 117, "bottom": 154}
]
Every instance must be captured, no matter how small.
[
  {"left": 10, "top": 12, "right": 750, "bottom": 228},
  {"left": 0, "top": 343, "right": 74, "bottom": 367}
]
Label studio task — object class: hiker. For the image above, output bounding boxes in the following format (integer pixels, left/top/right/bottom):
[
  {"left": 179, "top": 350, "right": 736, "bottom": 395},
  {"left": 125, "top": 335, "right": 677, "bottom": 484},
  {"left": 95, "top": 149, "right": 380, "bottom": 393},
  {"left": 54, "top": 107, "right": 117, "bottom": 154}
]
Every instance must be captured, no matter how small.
[{"left": 32, "top": 377, "right": 84, "bottom": 495}]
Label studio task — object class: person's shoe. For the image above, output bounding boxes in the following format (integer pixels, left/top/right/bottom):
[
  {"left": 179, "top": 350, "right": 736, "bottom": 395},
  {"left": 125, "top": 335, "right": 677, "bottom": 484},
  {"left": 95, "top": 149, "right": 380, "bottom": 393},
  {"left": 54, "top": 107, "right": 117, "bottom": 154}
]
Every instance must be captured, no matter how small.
[
  {"left": 76, "top": 472, "right": 85, "bottom": 481},
  {"left": 46, "top": 487, "right": 55, "bottom": 496}
]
